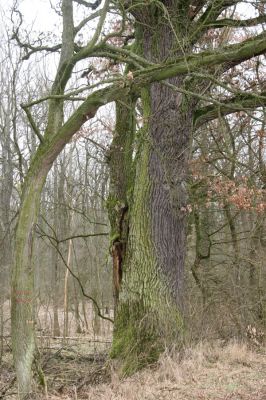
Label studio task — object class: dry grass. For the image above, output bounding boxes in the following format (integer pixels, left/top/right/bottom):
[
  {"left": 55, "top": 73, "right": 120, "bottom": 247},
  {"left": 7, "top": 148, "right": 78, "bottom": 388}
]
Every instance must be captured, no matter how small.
[
  {"left": 1, "top": 340, "right": 265, "bottom": 399},
  {"left": 40, "top": 340, "right": 266, "bottom": 400}
]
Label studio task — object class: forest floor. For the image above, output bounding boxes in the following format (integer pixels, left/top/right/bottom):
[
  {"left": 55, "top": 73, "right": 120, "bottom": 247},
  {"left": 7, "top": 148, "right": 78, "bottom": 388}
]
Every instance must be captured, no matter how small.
[{"left": 0, "top": 340, "right": 265, "bottom": 399}]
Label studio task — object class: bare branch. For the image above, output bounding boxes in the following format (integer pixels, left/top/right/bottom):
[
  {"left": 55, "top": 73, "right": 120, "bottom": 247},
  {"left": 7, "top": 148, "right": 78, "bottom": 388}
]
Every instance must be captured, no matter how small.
[
  {"left": 81, "top": 0, "right": 110, "bottom": 50},
  {"left": 134, "top": 30, "right": 266, "bottom": 82},
  {"left": 57, "top": 232, "right": 109, "bottom": 242},
  {"left": 190, "top": 0, "right": 241, "bottom": 43},
  {"left": 10, "top": 28, "right": 62, "bottom": 60},
  {"left": 194, "top": 91, "right": 266, "bottom": 128},
  {"left": 21, "top": 105, "right": 44, "bottom": 144},
  {"left": 74, "top": 9, "right": 102, "bottom": 34},
  {"left": 206, "top": 14, "right": 266, "bottom": 28},
  {"left": 73, "top": 0, "right": 102, "bottom": 9},
  {"left": 36, "top": 223, "right": 113, "bottom": 324}
]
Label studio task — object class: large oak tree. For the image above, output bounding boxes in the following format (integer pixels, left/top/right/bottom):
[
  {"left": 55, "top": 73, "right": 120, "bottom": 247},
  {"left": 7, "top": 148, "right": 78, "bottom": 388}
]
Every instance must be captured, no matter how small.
[{"left": 9, "top": 0, "right": 266, "bottom": 397}]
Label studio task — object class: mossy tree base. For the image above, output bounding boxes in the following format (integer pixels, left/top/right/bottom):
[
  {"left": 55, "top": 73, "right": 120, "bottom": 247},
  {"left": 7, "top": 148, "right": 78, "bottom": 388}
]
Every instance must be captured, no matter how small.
[{"left": 111, "top": 300, "right": 183, "bottom": 376}]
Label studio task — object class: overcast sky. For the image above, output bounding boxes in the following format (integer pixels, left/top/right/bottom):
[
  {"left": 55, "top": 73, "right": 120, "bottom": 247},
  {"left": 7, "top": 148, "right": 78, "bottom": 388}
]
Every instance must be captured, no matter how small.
[{"left": 0, "top": 0, "right": 60, "bottom": 34}]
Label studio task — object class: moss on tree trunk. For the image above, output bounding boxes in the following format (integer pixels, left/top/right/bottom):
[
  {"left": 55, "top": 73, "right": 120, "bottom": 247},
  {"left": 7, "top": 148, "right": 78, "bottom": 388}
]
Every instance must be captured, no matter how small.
[
  {"left": 111, "top": 7, "right": 195, "bottom": 373},
  {"left": 11, "top": 170, "right": 47, "bottom": 398},
  {"left": 111, "top": 84, "right": 189, "bottom": 374},
  {"left": 106, "top": 95, "right": 136, "bottom": 312}
]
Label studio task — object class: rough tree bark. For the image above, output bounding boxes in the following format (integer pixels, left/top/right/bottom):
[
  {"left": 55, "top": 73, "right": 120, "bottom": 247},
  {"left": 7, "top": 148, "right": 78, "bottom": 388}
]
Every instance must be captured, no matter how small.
[{"left": 111, "top": 3, "right": 196, "bottom": 374}]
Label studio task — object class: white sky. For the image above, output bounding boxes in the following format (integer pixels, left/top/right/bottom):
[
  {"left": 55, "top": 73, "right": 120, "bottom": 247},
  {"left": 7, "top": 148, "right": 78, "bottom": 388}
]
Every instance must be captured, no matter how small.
[{"left": 0, "top": 0, "right": 59, "bottom": 32}]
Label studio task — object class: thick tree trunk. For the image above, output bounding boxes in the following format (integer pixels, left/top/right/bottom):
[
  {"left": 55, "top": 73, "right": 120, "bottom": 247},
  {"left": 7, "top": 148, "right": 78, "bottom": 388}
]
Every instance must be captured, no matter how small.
[
  {"left": 111, "top": 5, "right": 195, "bottom": 373},
  {"left": 112, "top": 82, "right": 193, "bottom": 373}
]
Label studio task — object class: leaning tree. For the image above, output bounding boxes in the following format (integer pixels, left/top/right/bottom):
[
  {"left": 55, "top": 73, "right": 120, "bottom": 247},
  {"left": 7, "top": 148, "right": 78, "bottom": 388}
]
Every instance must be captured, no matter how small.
[{"left": 9, "top": 0, "right": 266, "bottom": 397}]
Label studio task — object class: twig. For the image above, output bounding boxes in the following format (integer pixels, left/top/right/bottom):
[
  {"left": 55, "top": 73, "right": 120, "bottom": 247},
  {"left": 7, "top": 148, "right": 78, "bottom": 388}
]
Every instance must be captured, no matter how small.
[
  {"left": 36, "top": 223, "right": 114, "bottom": 324},
  {"left": 0, "top": 377, "right": 16, "bottom": 399},
  {"left": 21, "top": 104, "right": 44, "bottom": 143}
]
